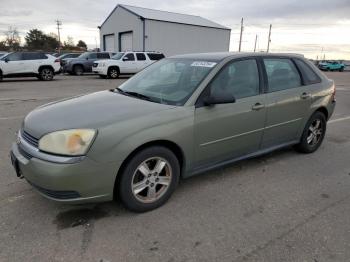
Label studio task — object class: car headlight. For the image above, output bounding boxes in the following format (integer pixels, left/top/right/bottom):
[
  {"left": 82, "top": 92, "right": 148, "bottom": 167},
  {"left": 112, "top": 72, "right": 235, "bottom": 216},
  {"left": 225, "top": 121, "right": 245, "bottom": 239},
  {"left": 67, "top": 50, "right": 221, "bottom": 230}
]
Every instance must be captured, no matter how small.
[{"left": 38, "top": 129, "right": 96, "bottom": 156}]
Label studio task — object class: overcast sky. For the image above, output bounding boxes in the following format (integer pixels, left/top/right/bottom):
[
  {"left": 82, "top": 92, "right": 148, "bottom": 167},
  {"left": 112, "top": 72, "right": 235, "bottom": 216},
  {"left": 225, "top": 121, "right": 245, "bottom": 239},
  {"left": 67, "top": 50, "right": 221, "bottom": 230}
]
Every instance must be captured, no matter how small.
[{"left": 0, "top": 0, "right": 349, "bottom": 59}]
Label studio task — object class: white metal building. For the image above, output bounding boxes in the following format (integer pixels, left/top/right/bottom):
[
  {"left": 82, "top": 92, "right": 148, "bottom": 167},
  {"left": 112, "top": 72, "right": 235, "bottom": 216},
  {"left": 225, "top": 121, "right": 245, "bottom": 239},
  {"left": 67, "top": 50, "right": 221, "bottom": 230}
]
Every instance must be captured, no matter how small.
[{"left": 98, "top": 4, "right": 231, "bottom": 56}]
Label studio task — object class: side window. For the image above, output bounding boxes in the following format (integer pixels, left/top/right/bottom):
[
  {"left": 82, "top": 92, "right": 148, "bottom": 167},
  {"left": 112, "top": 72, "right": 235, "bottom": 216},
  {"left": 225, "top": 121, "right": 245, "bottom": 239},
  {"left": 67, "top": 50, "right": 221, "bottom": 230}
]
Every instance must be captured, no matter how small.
[
  {"left": 6, "top": 53, "right": 23, "bottom": 61},
  {"left": 210, "top": 59, "right": 260, "bottom": 100},
  {"left": 294, "top": 59, "right": 321, "bottom": 85},
  {"left": 88, "top": 53, "right": 97, "bottom": 59},
  {"left": 147, "top": 53, "right": 165, "bottom": 61},
  {"left": 136, "top": 53, "right": 146, "bottom": 61},
  {"left": 124, "top": 53, "right": 135, "bottom": 61},
  {"left": 264, "top": 58, "right": 301, "bottom": 92},
  {"left": 97, "top": 53, "right": 110, "bottom": 59}
]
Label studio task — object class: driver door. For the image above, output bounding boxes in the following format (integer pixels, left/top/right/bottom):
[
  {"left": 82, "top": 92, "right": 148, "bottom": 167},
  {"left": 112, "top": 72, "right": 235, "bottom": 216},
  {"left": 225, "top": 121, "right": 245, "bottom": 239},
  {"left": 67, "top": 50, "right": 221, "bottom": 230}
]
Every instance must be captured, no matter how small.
[
  {"left": 194, "top": 58, "right": 266, "bottom": 168},
  {"left": 120, "top": 53, "right": 137, "bottom": 73},
  {"left": 2, "top": 53, "right": 24, "bottom": 75}
]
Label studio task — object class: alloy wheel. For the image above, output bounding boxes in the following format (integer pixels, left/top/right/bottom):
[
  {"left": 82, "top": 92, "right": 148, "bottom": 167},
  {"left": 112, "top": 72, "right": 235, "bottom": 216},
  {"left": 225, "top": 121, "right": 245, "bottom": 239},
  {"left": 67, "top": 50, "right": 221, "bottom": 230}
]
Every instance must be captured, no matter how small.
[
  {"left": 307, "top": 119, "right": 323, "bottom": 146},
  {"left": 109, "top": 69, "right": 118, "bottom": 78},
  {"left": 131, "top": 157, "right": 172, "bottom": 203},
  {"left": 41, "top": 69, "right": 53, "bottom": 80}
]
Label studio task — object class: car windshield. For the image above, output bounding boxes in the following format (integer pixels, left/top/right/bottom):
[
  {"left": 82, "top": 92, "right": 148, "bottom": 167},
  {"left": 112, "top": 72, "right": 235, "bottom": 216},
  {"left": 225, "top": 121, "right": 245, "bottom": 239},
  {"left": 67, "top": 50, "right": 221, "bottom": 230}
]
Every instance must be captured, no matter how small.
[
  {"left": 112, "top": 53, "right": 124, "bottom": 60},
  {"left": 117, "top": 58, "right": 217, "bottom": 106}
]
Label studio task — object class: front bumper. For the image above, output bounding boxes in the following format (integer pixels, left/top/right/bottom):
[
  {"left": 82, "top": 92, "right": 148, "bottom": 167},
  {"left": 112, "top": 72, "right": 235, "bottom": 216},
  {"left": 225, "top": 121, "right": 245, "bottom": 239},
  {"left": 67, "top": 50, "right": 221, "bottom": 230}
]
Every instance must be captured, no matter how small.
[
  {"left": 10, "top": 138, "right": 117, "bottom": 204},
  {"left": 92, "top": 66, "right": 107, "bottom": 75}
]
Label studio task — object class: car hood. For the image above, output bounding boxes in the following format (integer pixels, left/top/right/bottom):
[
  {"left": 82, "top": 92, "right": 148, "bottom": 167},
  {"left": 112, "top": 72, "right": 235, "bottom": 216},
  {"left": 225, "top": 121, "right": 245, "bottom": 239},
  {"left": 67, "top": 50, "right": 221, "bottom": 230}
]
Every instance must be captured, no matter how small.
[{"left": 23, "top": 90, "right": 175, "bottom": 138}]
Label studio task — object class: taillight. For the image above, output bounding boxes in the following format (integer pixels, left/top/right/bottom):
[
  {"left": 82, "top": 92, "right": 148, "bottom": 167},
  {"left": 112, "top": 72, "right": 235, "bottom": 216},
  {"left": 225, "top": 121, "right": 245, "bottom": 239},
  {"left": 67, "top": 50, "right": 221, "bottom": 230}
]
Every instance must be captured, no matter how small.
[
  {"left": 55, "top": 59, "right": 60, "bottom": 63},
  {"left": 331, "top": 84, "right": 336, "bottom": 102}
]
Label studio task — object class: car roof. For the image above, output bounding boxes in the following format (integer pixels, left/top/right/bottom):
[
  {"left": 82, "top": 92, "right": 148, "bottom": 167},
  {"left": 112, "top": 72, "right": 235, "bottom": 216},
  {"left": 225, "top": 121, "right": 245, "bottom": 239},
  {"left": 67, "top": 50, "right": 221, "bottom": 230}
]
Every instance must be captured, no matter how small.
[{"left": 170, "top": 52, "right": 305, "bottom": 62}]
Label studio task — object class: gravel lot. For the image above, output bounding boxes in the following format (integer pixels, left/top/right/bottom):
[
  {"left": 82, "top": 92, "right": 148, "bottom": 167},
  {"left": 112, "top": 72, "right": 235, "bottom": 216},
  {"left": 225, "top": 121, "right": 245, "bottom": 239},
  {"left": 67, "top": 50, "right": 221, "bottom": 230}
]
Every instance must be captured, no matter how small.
[{"left": 0, "top": 72, "right": 350, "bottom": 262}]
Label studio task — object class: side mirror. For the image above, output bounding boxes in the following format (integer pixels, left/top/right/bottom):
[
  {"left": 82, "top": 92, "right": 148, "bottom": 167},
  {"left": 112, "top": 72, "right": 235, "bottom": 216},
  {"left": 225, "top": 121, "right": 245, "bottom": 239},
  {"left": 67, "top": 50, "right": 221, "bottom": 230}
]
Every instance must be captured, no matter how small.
[
  {"left": 203, "top": 91, "right": 236, "bottom": 106},
  {"left": 4, "top": 58, "right": 9, "bottom": 63},
  {"left": 86, "top": 57, "right": 89, "bottom": 60},
  {"left": 122, "top": 57, "right": 129, "bottom": 61}
]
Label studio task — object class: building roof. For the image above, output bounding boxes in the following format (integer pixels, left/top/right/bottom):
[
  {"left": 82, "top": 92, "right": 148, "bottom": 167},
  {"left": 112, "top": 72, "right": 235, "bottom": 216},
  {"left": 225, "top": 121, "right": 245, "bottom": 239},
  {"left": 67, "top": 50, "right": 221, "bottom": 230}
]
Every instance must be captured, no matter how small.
[{"left": 100, "top": 4, "right": 230, "bottom": 30}]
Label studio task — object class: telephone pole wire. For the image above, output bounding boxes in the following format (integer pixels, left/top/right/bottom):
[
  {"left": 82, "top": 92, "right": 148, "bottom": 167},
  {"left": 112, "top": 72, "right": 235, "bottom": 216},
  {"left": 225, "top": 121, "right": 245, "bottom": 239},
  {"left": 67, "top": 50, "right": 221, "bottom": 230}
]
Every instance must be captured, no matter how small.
[
  {"left": 55, "top": 19, "right": 62, "bottom": 54},
  {"left": 254, "top": 34, "right": 258, "bottom": 52},
  {"left": 238, "top": 18, "right": 244, "bottom": 52},
  {"left": 267, "top": 24, "right": 272, "bottom": 53}
]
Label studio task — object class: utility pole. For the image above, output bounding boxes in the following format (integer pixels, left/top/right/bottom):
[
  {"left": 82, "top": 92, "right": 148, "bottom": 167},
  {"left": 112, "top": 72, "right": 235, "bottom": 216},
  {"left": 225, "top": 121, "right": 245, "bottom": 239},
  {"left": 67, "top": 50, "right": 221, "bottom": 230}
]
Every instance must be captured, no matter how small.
[
  {"left": 254, "top": 34, "right": 258, "bottom": 52},
  {"left": 55, "top": 19, "right": 62, "bottom": 54},
  {"left": 267, "top": 24, "right": 272, "bottom": 53},
  {"left": 238, "top": 18, "right": 244, "bottom": 52}
]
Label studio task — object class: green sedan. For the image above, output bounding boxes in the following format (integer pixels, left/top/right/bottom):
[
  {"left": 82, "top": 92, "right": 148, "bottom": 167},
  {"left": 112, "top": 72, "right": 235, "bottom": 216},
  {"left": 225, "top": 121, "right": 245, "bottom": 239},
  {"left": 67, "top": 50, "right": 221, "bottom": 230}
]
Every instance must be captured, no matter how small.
[{"left": 11, "top": 53, "right": 336, "bottom": 212}]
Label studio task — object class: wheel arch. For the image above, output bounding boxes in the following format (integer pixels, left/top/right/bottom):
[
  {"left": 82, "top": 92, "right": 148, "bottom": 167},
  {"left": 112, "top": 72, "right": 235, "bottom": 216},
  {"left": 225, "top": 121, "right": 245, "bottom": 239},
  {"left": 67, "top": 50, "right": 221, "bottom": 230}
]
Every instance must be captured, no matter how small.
[
  {"left": 108, "top": 65, "right": 120, "bottom": 73},
  {"left": 38, "top": 65, "right": 54, "bottom": 73},
  {"left": 113, "top": 139, "right": 185, "bottom": 198},
  {"left": 315, "top": 106, "right": 329, "bottom": 120}
]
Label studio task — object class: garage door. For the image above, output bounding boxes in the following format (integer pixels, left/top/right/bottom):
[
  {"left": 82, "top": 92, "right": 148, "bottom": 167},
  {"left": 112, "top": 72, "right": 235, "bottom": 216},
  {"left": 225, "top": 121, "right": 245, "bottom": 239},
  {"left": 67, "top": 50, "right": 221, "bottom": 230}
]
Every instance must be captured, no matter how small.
[
  {"left": 120, "top": 32, "right": 133, "bottom": 51},
  {"left": 104, "top": 34, "right": 115, "bottom": 52}
]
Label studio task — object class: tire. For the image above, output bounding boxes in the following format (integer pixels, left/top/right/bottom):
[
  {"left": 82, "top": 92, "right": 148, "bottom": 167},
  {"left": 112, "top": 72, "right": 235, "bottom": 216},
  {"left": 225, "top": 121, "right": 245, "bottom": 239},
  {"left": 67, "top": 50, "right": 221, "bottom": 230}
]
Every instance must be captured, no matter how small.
[
  {"left": 118, "top": 146, "right": 180, "bottom": 212},
  {"left": 339, "top": 67, "right": 344, "bottom": 72},
  {"left": 0, "top": 71, "right": 3, "bottom": 81},
  {"left": 39, "top": 68, "right": 54, "bottom": 81},
  {"left": 295, "top": 111, "right": 327, "bottom": 153},
  {"left": 74, "top": 65, "right": 84, "bottom": 76},
  {"left": 108, "top": 67, "right": 119, "bottom": 79}
]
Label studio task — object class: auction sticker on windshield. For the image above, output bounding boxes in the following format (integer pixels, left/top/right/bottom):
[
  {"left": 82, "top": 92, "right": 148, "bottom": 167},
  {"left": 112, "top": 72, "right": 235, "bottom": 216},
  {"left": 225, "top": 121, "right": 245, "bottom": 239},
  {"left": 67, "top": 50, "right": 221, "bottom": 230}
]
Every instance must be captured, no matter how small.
[{"left": 191, "top": 61, "right": 217, "bottom": 67}]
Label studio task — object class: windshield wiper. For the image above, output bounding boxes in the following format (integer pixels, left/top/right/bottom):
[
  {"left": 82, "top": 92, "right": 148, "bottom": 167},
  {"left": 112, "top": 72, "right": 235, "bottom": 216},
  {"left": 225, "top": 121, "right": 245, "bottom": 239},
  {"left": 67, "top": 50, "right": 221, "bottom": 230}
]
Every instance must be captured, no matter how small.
[{"left": 115, "top": 88, "right": 154, "bottom": 102}]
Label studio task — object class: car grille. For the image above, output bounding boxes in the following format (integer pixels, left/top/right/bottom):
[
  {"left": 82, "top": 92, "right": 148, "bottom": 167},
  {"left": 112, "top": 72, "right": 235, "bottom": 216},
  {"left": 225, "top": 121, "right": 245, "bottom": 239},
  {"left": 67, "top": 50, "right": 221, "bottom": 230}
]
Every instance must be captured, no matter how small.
[
  {"left": 27, "top": 180, "right": 81, "bottom": 200},
  {"left": 92, "top": 62, "right": 98, "bottom": 67},
  {"left": 18, "top": 145, "right": 33, "bottom": 160},
  {"left": 21, "top": 129, "right": 39, "bottom": 148}
]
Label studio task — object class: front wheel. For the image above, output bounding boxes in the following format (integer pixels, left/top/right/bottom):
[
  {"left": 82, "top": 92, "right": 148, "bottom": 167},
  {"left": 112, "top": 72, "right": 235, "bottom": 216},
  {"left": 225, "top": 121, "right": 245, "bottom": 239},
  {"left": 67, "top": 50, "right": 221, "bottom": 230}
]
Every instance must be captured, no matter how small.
[
  {"left": 118, "top": 146, "right": 180, "bottom": 212},
  {"left": 108, "top": 67, "right": 119, "bottom": 79},
  {"left": 74, "top": 65, "right": 84, "bottom": 76},
  {"left": 295, "top": 111, "right": 326, "bottom": 153},
  {"left": 39, "top": 68, "right": 54, "bottom": 81}
]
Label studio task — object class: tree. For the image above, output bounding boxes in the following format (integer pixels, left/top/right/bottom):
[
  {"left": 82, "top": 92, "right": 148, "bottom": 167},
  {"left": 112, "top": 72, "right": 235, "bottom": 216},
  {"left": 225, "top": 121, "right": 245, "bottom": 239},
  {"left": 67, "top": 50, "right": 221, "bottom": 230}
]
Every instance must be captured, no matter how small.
[
  {"left": 77, "top": 40, "right": 87, "bottom": 50},
  {"left": 63, "top": 36, "right": 75, "bottom": 49},
  {"left": 4, "top": 26, "right": 21, "bottom": 51},
  {"left": 24, "top": 29, "right": 59, "bottom": 51}
]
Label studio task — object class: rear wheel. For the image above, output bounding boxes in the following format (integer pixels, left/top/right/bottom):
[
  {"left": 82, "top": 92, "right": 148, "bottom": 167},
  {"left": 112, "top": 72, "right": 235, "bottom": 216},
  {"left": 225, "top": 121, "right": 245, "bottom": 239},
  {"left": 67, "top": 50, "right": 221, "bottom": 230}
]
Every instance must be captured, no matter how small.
[
  {"left": 295, "top": 111, "right": 326, "bottom": 153},
  {"left": 339, "top": 67, "right": 344, "bottom": 72},
  {"left": 74, "top": 65, "right": 84, "bottom": 76},
  {"left": 118, "top": 146, "right": 180, "bottom": 212},
  {"left": 108, "top": 67, "right": 119, "bottom": 79},
  {"left": 39, "top": 68, "right": 54, "bottom": 81}
]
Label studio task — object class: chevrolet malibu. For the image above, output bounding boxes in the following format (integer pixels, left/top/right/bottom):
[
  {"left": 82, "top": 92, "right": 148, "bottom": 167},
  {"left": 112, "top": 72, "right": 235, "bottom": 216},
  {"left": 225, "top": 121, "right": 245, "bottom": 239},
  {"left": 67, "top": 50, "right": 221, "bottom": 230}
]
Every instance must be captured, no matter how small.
[{"left": 10, "top": 53, "right": 336, "bottom": 212}]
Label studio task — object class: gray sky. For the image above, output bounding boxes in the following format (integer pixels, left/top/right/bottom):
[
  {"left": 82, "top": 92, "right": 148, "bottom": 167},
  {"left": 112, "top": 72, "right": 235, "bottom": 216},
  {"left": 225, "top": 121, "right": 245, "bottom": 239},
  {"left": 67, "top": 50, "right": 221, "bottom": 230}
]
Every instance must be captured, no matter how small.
[{"left": 0, "top": 0, "right": 349, "bottom": 59}]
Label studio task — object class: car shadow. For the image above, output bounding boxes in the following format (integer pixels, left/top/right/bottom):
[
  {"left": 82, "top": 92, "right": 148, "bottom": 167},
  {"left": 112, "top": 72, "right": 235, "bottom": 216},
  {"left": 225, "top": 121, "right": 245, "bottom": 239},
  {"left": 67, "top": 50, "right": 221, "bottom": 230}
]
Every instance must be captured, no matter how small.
[{"left": 52, "top": 146, "right": 298, "bottom": 228}]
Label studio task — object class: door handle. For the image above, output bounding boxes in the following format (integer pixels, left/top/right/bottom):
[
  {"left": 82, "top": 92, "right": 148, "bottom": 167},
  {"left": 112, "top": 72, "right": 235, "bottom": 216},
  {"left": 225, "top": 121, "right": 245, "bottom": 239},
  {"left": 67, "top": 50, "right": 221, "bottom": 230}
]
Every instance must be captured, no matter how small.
[
  {"left": 252, "top": 103, "right": 265, "bottom": 111},
  {"left": 300, "top": 92, "right": 311, "bottom": 99}
]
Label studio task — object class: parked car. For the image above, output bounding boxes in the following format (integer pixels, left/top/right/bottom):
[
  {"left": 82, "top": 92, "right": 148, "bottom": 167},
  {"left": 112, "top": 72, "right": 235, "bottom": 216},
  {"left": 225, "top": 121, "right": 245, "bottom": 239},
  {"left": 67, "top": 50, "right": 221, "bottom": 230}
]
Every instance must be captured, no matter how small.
[
  {"left": 10, "top": 52, "right": 336, "bottom": 212},
  {"left": 318, "top": 61, "right": 345, "bottom": 71},
  {"left": 93, "top": 51, "right": 165, "bottom": 79},
  {"left": 63, "top": 52, "right": 114, "bottom": 75},
  {"left": 56, "top": 53, "right": 82, "bottom": 67},
  {"left": 0, "top": 52, "right": 61, "bottom": 81},
  {"left": 0, "top": 52, "right": 8, "bottom": 58}
]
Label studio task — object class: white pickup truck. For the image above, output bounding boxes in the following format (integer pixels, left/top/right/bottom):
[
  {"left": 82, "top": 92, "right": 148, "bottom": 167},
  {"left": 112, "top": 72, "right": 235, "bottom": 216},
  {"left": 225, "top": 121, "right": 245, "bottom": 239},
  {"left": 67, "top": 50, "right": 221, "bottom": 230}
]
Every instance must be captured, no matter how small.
[{"left": 92, "top": 51, "right": 165, "bottom": 79}]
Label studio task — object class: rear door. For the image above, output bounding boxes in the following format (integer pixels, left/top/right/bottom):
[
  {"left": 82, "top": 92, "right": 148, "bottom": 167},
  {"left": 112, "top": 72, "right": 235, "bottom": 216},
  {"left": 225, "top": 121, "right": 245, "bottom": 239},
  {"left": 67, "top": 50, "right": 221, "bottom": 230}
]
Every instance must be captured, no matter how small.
[
  {"left": 135, "top": 53, "right": 148, "bottom": 71},
  {"left": 261, "top": 57, "right": 311, "bottom": 148},
  {"left": 194, "top": 58, "right": 267, "bottom": 168}
]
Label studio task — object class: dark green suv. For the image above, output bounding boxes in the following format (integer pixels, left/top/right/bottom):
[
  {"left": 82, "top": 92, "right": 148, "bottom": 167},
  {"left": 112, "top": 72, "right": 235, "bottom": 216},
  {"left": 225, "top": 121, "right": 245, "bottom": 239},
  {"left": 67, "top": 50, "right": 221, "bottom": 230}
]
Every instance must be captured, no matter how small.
[{"left": 11, "top": 53, "right": 336, "bottom": 212}]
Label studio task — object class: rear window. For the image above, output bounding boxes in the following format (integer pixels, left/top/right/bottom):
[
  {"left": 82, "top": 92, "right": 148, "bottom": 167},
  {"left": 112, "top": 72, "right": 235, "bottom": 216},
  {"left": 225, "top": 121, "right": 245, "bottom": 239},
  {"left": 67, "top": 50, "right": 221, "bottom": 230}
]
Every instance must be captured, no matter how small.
[
  {"left": 264, "top": 58, "right": 302, "bottom": 92},
  {"left": 294, "top": 59, "right": 321, "bottom": 85},
  {"left": 97, "top": 53, "right": 111, "bottom": 59},
  {"left": 147, "top": 53, "right": 165, "bottom": 61},
  {"left": 23, "top": 53, "right": 47, "bottom": 60}
]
